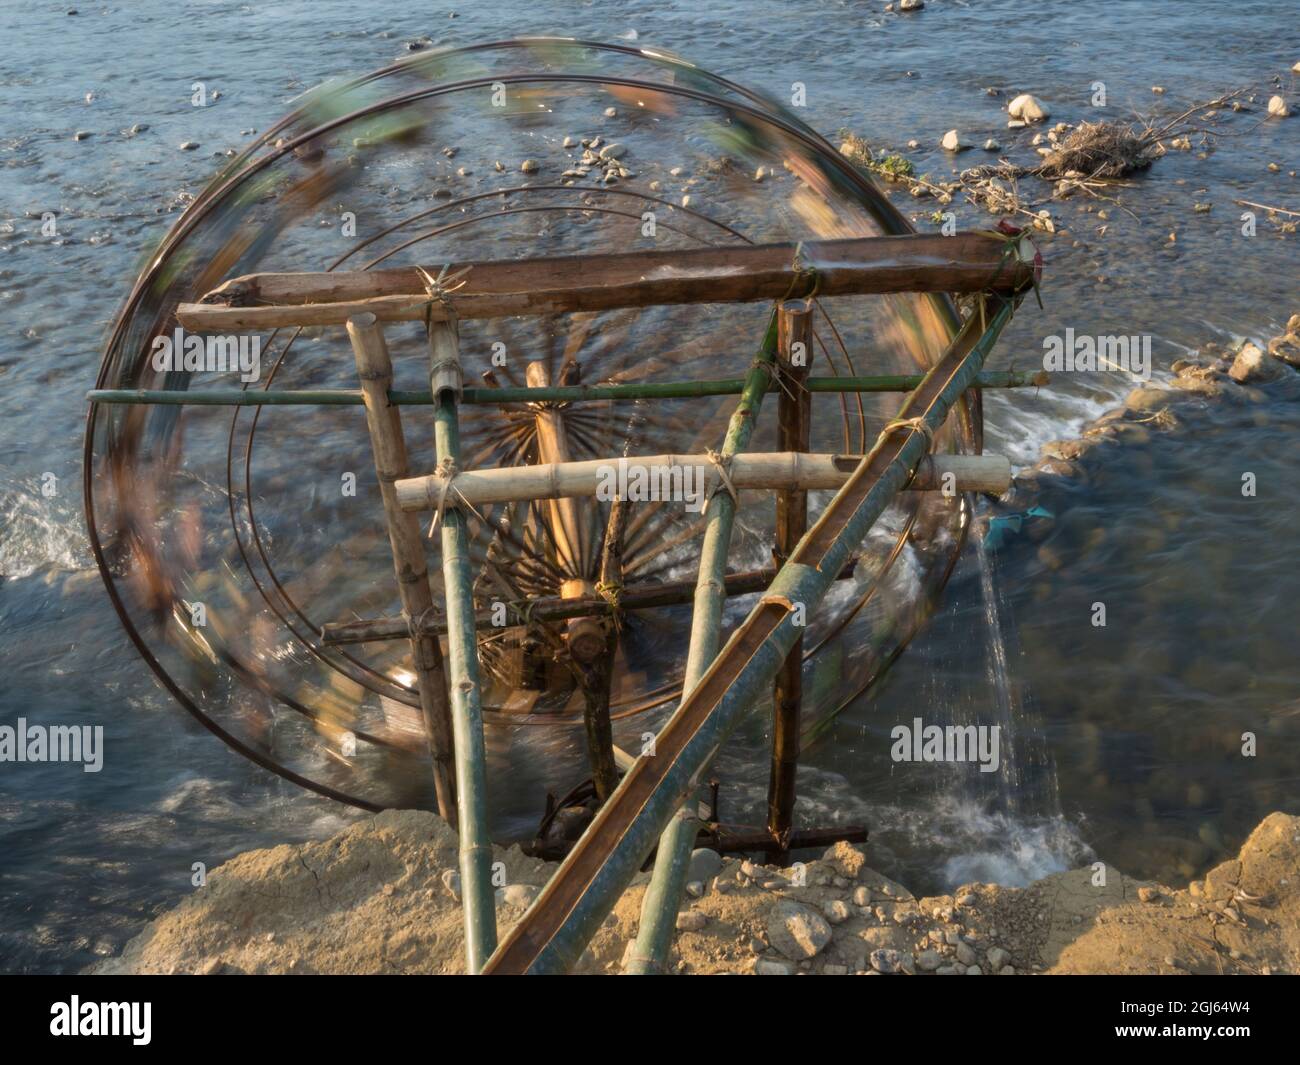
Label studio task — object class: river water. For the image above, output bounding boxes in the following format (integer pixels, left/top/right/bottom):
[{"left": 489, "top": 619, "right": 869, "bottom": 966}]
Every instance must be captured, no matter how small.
[{"left": 1, "top": 1, "right": 1297, "bottom": 972}]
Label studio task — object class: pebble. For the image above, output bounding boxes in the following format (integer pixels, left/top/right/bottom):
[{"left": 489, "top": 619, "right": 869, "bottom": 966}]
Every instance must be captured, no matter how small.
[
  {"left": 869, "top": 948, "right": 904, "bottom": 973},
  {"left": 676, "top": 910, "right": 707, "bottom": 932},
  {"left": 604, "top": 107, "right": 617, "bottom": 118},
  {"left": 822, "top": 963, "right": 849, "bottom": 975},
  {"left": 852, "top": 886, "right": 871, "bottom": 906},
  {"left": 685, "top": 880, "right": 705, "bottom": 899},
  {"left": 1229, "top": 342, "right": 1286, "bottom": 384},
  {"left": 899, "top": 0, "right": 925, "bottom": 10},
  {"left": 823, "top": 899, "right": 852, "bottom": 925},
  {"left": 520, "top": 159, "right": 539, "bottom": 173},
  {"left": 940, "top": 129, "right": 966, "bottom": 152},
  {"left": 767, "top": 899, "right": 833, "bottom": 959},
  {"left": 983, "top": 138, "right": 1001, "bottom": 151},
  {"left": 955, "top": 940, "right": 977, "bottom": 966},
  {"left": 966, "top": 964, "right": 983, "bottom": 975},
  {"left": 74, "top": 130, "right": 92, "bottom": 141},
  {"left": 1267, "top": 95, "right": 1290, "bottom": 118},
  {"left": 755, "top": 958, "right": 793, "bottom": 975},
  {"left": 179, "top": 141, "right": 199, "bottom": 151},
  {"left": 598, "top": 142, "right": 626, "bottom": 160},
  {"left": 986, "top": 946, "right": 1010, "bottom": 970},
  {"left": 688, "top": 848, "right": 723, "bottom": 884},
  {"left": 1137, "top": 886, "right": 1161, "bottom": 903},
  {"left": 562, "top": 135, "right": 576, "bottom": 148},
  {"left": 499, "top": 883, "right": 538, "bottom": 908},
  {"left": 916, "top": 949, "right": 943, "bottom": 972}
]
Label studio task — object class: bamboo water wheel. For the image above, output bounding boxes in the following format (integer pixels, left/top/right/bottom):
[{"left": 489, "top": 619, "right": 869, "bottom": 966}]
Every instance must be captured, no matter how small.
[{"left": 85, "top": 39, "right": 1013, "bottom": 830}]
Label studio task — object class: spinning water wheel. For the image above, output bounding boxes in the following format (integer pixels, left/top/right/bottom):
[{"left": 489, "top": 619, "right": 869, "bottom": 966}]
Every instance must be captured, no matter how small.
[{"left": 85, "top": 39, "right": 1039, "bottom": 971}]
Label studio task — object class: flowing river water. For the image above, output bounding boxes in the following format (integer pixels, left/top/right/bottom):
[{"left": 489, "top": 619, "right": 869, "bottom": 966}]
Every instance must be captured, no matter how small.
[{"left": 1, "top": 0, "right": 1297, "bottom": 972}]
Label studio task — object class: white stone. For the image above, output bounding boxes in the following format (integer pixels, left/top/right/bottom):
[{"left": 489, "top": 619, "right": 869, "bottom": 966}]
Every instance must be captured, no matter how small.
[
  {"left": 1008, "top": 93, "right": 1050, "bottom": 122},
  {"left": 1267, "top": 95, "right": 1290, "bottom": 118},
  {"left": 767, "top": 900, "right": 833, "bottom": 959},
  {"left": 940, "top": 129, "right": 966, "bottom": 152}
]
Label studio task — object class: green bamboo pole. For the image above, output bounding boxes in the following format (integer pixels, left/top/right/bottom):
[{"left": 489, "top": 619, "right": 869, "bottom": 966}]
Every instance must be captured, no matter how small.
[
  {"left": 426, "top": 311, "right": 497, "bottom": 973},
  {"left": 483, "top": 297, "right": 1017, "bottom": 975},
  {"left": 624, "top": 307, "right": 782, "bottom": 975},
  {"left": 84, "top": 370, "right": 1046, "bottom": 409}
]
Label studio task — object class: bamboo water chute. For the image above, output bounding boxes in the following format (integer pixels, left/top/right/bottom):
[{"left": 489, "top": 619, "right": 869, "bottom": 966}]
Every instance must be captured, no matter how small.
[
  {"left": 175, "top": 232, "right": 1034, "bottom": 332},
  {"left": 89, "top": 228, "right": 1041, "bottom": 976}
]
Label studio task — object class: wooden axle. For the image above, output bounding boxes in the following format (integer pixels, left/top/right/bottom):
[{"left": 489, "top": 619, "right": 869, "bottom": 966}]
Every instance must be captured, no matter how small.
[
  {"left": 175, "top": 232, "right": 1035, "bottom": 331},
  {"left": 395, "top": 451, "right": 1011, "bottom": 512},
  {"left": 319, "top": 561, "right": 859, "bottom": 646}
]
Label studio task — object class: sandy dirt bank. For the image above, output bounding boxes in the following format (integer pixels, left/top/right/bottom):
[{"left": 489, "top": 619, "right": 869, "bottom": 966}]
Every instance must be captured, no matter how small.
[{"left": 94, "top": 809, "right": 1299, "bottom": 975}]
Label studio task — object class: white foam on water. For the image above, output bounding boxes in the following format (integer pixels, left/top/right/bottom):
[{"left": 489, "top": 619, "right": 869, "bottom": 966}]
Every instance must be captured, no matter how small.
[{"left": 0, "top": 479, "right": 93, "bottom": 578}]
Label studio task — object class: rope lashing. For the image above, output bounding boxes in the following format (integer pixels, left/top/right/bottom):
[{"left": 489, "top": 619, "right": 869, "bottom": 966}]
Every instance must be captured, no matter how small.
[
  {"left": 781, "top": 241, "right": 822, "bottom": 301},
  {"left": 595, "top": 578, "right": 624, "bottom": 632},
  {"left": 880, "top": 415, "right": 935, "bottom": 452},
  {"left": 425, "top": 456, "right": 485, "bottom": 537},
  {"left": 415, "top": 263, "right": 472, "bottom": 324},
  {"left": 705, "top": 447, "right": 740, "bottom": 504},
  {"left": 408, "top": 604, "right": 440, "bottom": 639}
]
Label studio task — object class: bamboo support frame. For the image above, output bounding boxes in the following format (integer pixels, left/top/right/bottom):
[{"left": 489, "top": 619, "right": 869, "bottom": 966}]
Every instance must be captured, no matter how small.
[
  {"left": 484, "top": 296, "right": 1017, "bottom": 975},
  {"left": 91, "top": 228, "right": 1040, "bottom": 977},
  {"left": 393, "top": 452, "right": 1010, "bottom": 511},
  {"left": 176, "top": 233, "right": 1033, "bottom": 331},
  {"left": 624, "top": 308, "right": 782, "bottom": 975},
  {"left": 344, "top": 314, "right": 457, "bottom": 822},
  {"left": 86, "top": 369, "right": 1047, "bottom": 409},
  {"left": 424, "top": 311, "right": 498, "bottom": 972},
  {"left": 768, "top": 300, "right": 814, "bottom": 859}
]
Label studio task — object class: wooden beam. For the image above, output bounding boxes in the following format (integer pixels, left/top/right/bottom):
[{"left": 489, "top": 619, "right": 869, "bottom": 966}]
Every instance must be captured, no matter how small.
[
  {"left": 768, "top": 300, "right": 813, "bottom": 859},
  {"left": 344, "top": 314, "right": 457, "bottom": 822},
  {"left": 176, "top": 232, "right": 1034, "bottom": 331},
  {"left": 319, "top": 560, "right": 859, "bottom": 645}
]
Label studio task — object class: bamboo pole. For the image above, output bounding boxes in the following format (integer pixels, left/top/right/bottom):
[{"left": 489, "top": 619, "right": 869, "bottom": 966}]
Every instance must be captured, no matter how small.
[
  {"left": 344, "top": 313, "right": 457, "bottom": 822},
  {"left": 483, "top": 296, "right": 1018, "bottom": 975},
  {"left": 85, "top": 370, "right": 1048, "bottom": 409},
  {"left": 574, "top": 497, "right": 627, "bottom": 803},
  {"left": 177, "top": 232, "right": 1034, "bottom": 330},
  {"left": 394, "top": 452, "right": 1012, "bottom": 511},
  {"left": 320, "top": 560, "right": 859, "bottom": 645},
  {"left": 424, "top": 310, "right": 497, "bottom": 972},
  {"left": 624, "top": 308, "right": 782, "bottom": 975},
  {"left": 526, "top": 361, "right": 604, "bottom": 663},
  {"left": 768, "top": 299, "right": 813, "bottom": 860}
]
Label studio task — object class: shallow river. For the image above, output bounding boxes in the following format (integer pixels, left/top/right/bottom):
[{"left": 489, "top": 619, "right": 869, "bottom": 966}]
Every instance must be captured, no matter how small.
[{"left": 1, "top": 0, "right": 1297, "bottom": 971}]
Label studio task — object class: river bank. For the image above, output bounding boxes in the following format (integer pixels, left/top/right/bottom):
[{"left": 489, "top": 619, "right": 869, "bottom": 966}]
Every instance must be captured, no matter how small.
[{"left": 93, "top": 805, "right": 1299, "bottom": 975}]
